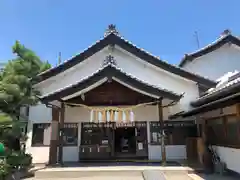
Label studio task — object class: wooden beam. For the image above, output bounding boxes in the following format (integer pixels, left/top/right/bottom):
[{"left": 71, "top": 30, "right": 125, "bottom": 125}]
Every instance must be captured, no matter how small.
[
  {"left": 48, "top": 107, "right": 59, "bottom": 165},
  {"left": 158, "top": 99, "right": 166, "bottom": 164},
  {"left": 236, "top": 103, "right": 240, "bottom": 142},
  {"left": 58, "top": 102, "right": 65, "bottom": 164}
]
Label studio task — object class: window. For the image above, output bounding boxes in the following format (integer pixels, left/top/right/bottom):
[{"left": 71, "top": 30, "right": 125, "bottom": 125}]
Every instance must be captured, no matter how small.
[
  {"left": 225, "top": 117, "right": 240, "bottom": 147},
  {"left": 150, "top": 121, "right": 197, "bottom": 145},
  {"left": 207, "top": 116, "right": 240, "bottom": 148},
  {"left": 32, "top": 123, "right": 51, "bottom": 146},
  {"left": 149, "top": 122, "right": 161, "bottom": 144},
  {"left": 63, "top": 123, "right": 78, "bottom": 146},
  {"left": 165, "top": 127, "right": 193, "bottom": 145},
  {"left": 207, "top": 118, "right": 225, "bottom": 146}
]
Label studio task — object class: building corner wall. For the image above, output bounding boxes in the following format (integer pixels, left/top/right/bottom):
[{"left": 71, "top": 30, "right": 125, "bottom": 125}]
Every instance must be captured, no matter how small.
[{"left": 25, "top": 104, "right": 51, "bottom": 164}]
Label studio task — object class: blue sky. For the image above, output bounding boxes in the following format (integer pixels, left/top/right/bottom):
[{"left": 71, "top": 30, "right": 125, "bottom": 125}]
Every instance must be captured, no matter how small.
[{"left": 0, "top": 0, "right": 240, "bottom": 66}]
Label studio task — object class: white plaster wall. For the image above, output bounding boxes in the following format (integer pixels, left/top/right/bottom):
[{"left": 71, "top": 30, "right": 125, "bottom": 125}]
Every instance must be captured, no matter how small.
[
  {"left": 62, "top": 147, "right": 79, "bottom": 162},
  {"left": 35, "top": 47, "right": 109, "bottom": 95},
  {"left": 166, "top": 145, "right": 186, "bottom": 160},
  {"left": 28, "top": 104, "right": 52, "bottom": 123},
  {"left": 213, "top": 146, "right": 240, "bottom": 174},
  {"left": 183, "top": 44, "right": 240, "bottom": 80},
  {"left": 148, "top": 145, "right": 186, "bottom": 160},
  {"left": 25, "top": 104, "right": 52, "bottom": 164},
  {"left": 149, "top": 145, "right": 162, "bottom": 160}
]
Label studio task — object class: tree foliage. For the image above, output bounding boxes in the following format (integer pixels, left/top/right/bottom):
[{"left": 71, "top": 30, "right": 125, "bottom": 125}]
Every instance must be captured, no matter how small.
[{"left": 0, "top": 41, "right": 51, "bottom": 125}]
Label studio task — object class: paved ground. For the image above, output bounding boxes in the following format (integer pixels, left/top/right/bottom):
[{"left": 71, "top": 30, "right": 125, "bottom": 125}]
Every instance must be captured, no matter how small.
[
  {"left": 189, "top": 173, "right": 239, "bottom": 180},
  {"left": 25, "top": 173, "right": 239, "bottom": 180},
  {"left": 25, "top": 176, "right": 144, "bottom": 180},
  {"left": 25, "top": 164, "right": 239, "bottom": 180}
]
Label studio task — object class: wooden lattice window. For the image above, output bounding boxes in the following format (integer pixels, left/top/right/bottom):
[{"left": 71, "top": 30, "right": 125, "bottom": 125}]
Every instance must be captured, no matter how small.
[{"left": 63, "top": 123, "right": 78, "bottom": 146}]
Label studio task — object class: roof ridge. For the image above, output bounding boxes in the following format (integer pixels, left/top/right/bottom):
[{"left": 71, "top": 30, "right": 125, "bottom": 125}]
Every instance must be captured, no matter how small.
[
  {"left": 179, "top": 32, "right": 240, "bottom": 67},
  {"left": 187, "top": 34, "right": 228, "bottom": 57},
  {"left": 38, "top": 34, "right": 112, "bottom": 76},
  {"left": 114, "top": 32, "right": 216, "bottom": 83}
]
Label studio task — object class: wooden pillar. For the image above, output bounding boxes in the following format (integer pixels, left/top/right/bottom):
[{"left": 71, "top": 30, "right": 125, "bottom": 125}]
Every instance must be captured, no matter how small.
[
  {"left": 201, "top": 119, "right": 206, "bottom": 143},
  {"left": 58, "top": 102, "right": 65, "bottom": 164},
  {"left": 48, "top": 107, "right": 59, "bottom": 165},
  {"left": 158, "top": 99, "right": 166, "bottom": 164},
  {"left": 236, "top": 104, "right": 240, "bottom": 142}
]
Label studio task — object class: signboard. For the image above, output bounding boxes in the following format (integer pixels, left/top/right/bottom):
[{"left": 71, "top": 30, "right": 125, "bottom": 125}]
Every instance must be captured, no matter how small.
[
  {"left": 82, "top": 122, "right": 114, "bottom": 128},
  {"left": 164, "top": 120, "right": 195, "bottom": 128},
  {"left": 116, "top": 122, "right": 135, "bottom": 127}
]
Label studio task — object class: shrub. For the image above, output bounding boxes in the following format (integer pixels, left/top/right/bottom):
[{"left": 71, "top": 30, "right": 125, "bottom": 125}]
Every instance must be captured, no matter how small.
[
  {"left": 0, "top": 159, "right": 10, "bottom": 180},
  {"left": 6, "top": 151, "right": 32, "bottom": 170}
]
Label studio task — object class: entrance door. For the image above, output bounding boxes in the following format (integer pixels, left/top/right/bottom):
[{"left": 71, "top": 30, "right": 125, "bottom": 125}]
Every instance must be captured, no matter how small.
[{"left": 114, "top": 127, "right": 136, "bottom": 158}]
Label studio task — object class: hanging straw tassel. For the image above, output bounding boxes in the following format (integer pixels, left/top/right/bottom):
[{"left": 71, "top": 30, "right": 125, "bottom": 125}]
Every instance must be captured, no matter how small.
[
  {"left": 118, "top": 110, "right": 122, "bottom": 122},
  {"left": 90, "top": 110, "right": 94, "bottom": 122},
  {"left": 102, "top": 110, "right": 106, "bottom": 122},
  {"left": 93, "top": 110, "right": 97, "bottom": 123},
  {"left": 122, "top": 110, "right": 126, "bottom": 122},
  {"left": 106, "top": 110, "right": 110, "bottom": 122},
  {"left": 125, "top": 110, "right": 129, "bottom": 122},
  {"left": 98, "top": 111, "right": 102, "bottom": 123},
  {"left": 130, "top": 110, "right": 135, "bottom": 122},
  {"left": 110, "top": 110, "right": 114, "bottom": 122},
  {"left": 114, "top": 111, "right": 118, "bottom": 122}
]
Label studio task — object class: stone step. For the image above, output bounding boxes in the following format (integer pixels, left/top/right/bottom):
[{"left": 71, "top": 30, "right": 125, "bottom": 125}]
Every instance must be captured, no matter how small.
[
  {"left": 35, "top": 170, "right": 142, "bottom": 179},
  {"left": 34, "top": 166, "right": 195, "bottom": 179},
  {"left": 164, "top": 172, "right": 193, "bottom": 180}
]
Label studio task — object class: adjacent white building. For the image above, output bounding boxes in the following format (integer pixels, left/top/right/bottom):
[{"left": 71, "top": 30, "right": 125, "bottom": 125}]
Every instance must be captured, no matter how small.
[{"left": 179, "top": 30, "right": 240, "bottom": 81}]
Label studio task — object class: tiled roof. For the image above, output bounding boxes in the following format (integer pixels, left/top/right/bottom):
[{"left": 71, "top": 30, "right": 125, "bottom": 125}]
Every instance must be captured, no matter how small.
[
  {"left": 36, "top": 25, "right": 216, "bottom": 87},
  {"left": 191, "top": 71, "right": 240, "bottom": 107},
  {"left": 40, "top": 63, "right": 182, "bottom": 101},
  {"left": 179, "top": 31, "right": 240, "bottom": 67}
]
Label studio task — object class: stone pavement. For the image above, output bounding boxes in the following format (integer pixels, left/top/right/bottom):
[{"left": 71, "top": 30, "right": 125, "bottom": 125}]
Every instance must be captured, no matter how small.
[
  {"left": 25, "top": 172, "right": 240, "bottom": 180},
  {"left": 25, "top": 165, "right": 239, "bottom": 180},
  {"left": 189, "top": 173, "right": 239, "bottom": 180}
]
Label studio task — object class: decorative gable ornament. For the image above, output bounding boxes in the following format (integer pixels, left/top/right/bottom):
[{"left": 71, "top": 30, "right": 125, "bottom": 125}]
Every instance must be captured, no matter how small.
[
  {"left": 104, "top": 24, "right": 119, "bottom": 37},
  {"left": 102, "top": 55, "right": 117, "bottom": 66}
]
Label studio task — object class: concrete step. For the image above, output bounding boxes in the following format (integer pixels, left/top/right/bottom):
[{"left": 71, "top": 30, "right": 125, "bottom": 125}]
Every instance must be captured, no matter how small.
[
  {"left": 25, "top": 175, "right": 144, "bottom": 180},
  {"left": 35, "top": 170, "right": 142, "bottom": 179},
  {"left": 164, "top": 172, "right": 193, "bottom": 180},
  {"left": 34, "top": 166, "right": 194, "bottom": 179}
]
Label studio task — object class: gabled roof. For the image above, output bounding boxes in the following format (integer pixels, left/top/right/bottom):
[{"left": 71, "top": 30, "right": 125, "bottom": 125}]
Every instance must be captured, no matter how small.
[
  {"left": 37, "top": 25, "right": 216, "bottom": 87},
  {"left": 179, "top": 30, "right": 240, "bottom": 67},
  {"left": 40, "top": 63, "right": 182, "bottom": 102}
]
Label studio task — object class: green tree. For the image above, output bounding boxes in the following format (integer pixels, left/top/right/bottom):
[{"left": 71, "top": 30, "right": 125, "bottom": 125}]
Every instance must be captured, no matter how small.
[{"left": 0, "top": 41, "right": 51, "bottom": 137}]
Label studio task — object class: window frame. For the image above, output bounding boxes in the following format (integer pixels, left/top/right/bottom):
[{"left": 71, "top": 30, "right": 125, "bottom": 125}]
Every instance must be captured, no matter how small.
[
  {"left": 31, "top": 123, "right": 51, "bottom": 147},
  {"left": 62, "top": 123, "right": 79, "bottom": 147}
]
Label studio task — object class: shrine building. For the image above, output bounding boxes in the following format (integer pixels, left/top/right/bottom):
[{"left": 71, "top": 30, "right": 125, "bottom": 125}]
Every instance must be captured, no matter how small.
[{"left": 25, "top": 25, "right": 216, "bottom": 165}]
